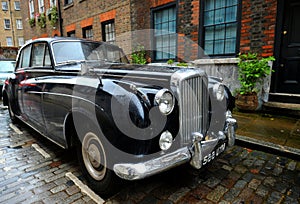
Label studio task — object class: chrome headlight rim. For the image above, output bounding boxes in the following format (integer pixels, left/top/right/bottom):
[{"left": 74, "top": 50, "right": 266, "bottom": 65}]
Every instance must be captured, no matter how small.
[
  {"left": 155, "top": 89, "right": 175, "bottom": 115},
  {"left": 213, "top": 83, "right": 225, "bottom": 101}
]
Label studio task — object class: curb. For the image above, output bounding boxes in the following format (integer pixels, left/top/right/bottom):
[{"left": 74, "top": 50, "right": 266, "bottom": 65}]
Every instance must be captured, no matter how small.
[{"left": 236, "top": 134, "right": 300, "bottom": 161}]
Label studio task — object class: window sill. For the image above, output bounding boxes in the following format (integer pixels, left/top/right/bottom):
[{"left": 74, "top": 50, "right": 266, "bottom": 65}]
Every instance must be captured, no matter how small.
[
  {"left": 63, "top": 2, "right": 74, "bottom": 10},
  {"left": 192, "top": 58, "right": 239, "bottom": 65}
]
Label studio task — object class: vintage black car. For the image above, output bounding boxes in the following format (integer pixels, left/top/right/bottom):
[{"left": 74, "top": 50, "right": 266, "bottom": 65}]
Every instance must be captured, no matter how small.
[{"left": 2, "top": 37, "right": 236, "bottom": 196}]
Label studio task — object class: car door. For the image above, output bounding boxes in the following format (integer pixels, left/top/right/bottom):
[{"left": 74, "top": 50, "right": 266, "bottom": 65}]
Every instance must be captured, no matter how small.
[{"left": 17, "top": 42, "right": 50, "bottom": 134}]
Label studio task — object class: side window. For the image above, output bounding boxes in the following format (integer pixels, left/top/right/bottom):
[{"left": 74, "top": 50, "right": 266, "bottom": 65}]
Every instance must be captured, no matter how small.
[
  {"left": 44, "top": 47, "right": 51, "bottom": 66},
  {"left": 31, "top": 43, "right": 52, "bottom": 67},
  {"left": 18, "top": 45, "right": 31, "bottom": 68},
  {"left": 32, "top": 43, "right": 45, "bottom": 66}
]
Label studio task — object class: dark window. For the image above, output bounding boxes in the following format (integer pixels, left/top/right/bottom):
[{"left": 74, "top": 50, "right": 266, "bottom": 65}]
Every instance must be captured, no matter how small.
[
  {"left": 64, "top": 0, "right": 73, "bottom": 5},
  {"left": 4, "top": 19, "right": 11, "bottom": 29},
  {"left": 83, "top": 26, "right": 93, "bottom": 39},
  {"left": 67, "top": 31, "right": 76, "bottom": 37},
  {"left": 202, "top": 0, "right": 239, "bottom": 56},
  {"left": 102, "top": 20, "right": 116, "bottom": 44},
  {"left": 152, "top": 6, "right": 177, "bottom": 61}
]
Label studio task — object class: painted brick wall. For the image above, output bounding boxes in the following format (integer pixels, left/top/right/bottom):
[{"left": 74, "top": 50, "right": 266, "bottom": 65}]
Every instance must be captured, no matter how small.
[{"left": 240, "top": 0, "right": 277, "bottom": 57}]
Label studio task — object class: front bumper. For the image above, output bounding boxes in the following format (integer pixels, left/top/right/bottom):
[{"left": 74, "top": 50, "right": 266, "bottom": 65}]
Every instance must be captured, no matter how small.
[{"left": 113, "top": 113, "right": 237, "bottom": 180}]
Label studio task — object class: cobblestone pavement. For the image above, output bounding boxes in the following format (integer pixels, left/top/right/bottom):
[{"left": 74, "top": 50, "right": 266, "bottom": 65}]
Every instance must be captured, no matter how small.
[{"left": 0, "top": 104, "right": 299, "bottom": 204}]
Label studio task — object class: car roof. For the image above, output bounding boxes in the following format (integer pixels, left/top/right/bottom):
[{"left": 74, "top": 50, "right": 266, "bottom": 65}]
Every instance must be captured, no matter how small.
[{"left": 25, "top": 37, "right": 118, "bottom": 48}]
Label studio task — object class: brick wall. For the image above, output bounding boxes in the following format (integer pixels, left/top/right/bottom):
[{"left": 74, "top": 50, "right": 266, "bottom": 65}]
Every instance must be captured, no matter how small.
[
  {"left": 177, "top": 0, "right": 200, "bottom": 61},
  {"left": 240, "top": 0, "right": 277, "bottom": 57}
]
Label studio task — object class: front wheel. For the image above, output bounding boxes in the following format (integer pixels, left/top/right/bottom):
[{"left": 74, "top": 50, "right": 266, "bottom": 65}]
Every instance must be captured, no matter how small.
[
  {"left": 77, "top": 130, "right": 120, "bottom": 197},
  {"left": 7, "top": 99, "right": 18, "bottom": 124}
]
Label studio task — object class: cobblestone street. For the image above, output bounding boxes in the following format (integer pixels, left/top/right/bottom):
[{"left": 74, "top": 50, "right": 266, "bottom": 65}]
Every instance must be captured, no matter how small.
[{"left": 0, "top": 104, "right": 299, "bottom": 203}]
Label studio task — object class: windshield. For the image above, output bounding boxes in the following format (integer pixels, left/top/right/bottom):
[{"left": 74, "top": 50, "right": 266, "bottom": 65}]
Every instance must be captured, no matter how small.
[
  {"left": 52, "top": 41, "right": 128, "bottom": 65},
  {"left": 0, "top": 61, "right": 15, "bottom": 72}
]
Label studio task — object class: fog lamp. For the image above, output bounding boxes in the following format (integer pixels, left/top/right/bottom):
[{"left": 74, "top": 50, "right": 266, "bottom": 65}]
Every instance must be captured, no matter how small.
[{"left": 159, "top": 131, "right": 173, "bottom": 150}]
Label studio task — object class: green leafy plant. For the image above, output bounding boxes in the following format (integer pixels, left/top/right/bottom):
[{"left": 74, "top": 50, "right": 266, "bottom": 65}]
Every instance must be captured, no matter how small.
[
  {"left": 29, "top": 18, "right": 35, "bottom": 27},
  {"left": 176, "top": 62, "right": 188, "bottom": 67},
  {"left": 37, "top": 13, "right": 46, "bottom": 28},
  {"left": 49, "top": 6, "right": 58, "bottom": 27},
  {"left": 237, "top": 53, "right": 275, "bottom": 95},
  {"left": 167, "top": 59, "right": 174, "bottom": 65},
  {"left": 131, "top": 45, "right": 147, "bottom": 64}
]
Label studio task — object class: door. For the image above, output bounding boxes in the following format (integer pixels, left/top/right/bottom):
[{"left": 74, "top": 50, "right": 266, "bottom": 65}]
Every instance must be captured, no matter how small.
[{"left": 276, "top": 0, "right": 300, "bottom": 94}]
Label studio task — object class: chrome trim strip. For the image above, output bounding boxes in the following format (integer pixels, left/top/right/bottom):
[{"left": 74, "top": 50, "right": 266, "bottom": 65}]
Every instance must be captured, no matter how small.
[{"left": 113, "top": 147, "right": 191, "bottom": 180}]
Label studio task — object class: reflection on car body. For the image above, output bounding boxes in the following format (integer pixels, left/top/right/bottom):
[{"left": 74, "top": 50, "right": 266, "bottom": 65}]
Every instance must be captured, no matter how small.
[{"left": 2, "top": 37, "right": 237, "bottom": 197}]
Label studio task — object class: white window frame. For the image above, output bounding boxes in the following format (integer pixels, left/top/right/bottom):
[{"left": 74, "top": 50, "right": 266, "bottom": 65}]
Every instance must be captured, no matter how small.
[
  {"left": 38, "top": 0, "right": 45, "bottom": 13},
  {"left": 16, "top": 19, "right": 23, "bottom": 29},
  {"left": 4, "top": 19, "right": 11, "bottom": 29},
  {"left": 6, "top": 37, "right": 13, "bottom": 46},
  {"left": 2, "top": 1, "right": 8, "bottom": 10},
  {"left": 29, "top": 0, "right": 35, "bottom": 18},
  {"left": 18, "top": 37, "right": 25, "bottom": 46},
  {"left": 50, "top": 0, "right": 56, "bottom": 7},
  {"left": 14, "top": 1, "right": 20, "bottom": 10}
]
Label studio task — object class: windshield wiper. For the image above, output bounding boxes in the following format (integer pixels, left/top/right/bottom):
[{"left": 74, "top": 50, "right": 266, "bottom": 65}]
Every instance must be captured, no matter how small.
[{"left": 58, "top": 60, "right": 86, "bottom": 65}]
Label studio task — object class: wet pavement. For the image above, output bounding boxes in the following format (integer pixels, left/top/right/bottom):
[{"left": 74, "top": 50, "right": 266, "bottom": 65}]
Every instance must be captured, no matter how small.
[
  {"left": 0, "top": 102, "right": 299, "bottom": 203},
  {"left": 234, "top": 111, "right": 300, "bottom": 158}
]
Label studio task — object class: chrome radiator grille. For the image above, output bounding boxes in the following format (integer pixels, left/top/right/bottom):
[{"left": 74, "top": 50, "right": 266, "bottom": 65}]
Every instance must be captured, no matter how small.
[{"left": 178, "top": 74, "right": 208, "bottom": 145}]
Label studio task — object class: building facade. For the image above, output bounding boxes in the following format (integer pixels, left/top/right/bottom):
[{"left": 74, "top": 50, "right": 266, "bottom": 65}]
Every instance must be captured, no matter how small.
[
  {"left": 20, "top": 0, "right": 300, "bottom": 103},
  {"left": 0, "top": 0, "right": 24, "bottom": 47}
]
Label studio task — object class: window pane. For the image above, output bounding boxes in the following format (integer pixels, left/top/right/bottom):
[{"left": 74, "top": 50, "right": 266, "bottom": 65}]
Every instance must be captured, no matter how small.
[
  {"left": 204, "top": 0, "right": 214, "bottom": 11},
  {"left": 203, "top": 0, "right": 238, "bottom": 55},
  {"left": 153, "top": 6, "right": 176, "bottom": 61},
  {"left": 215, "top": 8, "right": 225, "bottom": 24},
  {"left": 205, "top": 27, "right": 214, "bottom": 41},
  {"left": 21, "top": 46, "right": 31, "bottom": 67},
  {"left": 226, "top": 6, "right": 237, "bottom": 22}
]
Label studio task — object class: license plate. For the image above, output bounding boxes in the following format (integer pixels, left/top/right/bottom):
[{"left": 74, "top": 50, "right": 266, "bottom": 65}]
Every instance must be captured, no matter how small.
[{"left": 202, "top": 143, "right": 226, "bottom": 166}]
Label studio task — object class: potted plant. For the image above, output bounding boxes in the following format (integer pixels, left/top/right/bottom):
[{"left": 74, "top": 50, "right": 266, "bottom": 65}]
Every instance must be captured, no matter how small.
[
  {"left": 29, "top": 18, "right": 35, "bottom": 27},
  {"left": 235, "top": 53, "right": 275, "bottom": 111},
  {"left": 48, "top": 6, "right": 58, "bottom": 28},
  {"left": 37, "top": 12, "right": 46, "bottom": 28}
]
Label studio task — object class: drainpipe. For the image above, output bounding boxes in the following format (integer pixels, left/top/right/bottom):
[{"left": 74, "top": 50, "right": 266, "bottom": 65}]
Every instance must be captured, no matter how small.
[
  {"left": 8, "top": 0, "right": 16, "bottom": 46},
  {"left": 57, "top": 0, "right": 63, "bottom": 36}
]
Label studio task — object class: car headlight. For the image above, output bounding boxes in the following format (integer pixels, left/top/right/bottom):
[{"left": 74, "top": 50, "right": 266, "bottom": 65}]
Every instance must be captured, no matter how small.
[
  {"left": 155, "top": 89, "right": 175, "bottom": 115},
  {"left": 159, "top": 131, "right": 173, "bottom": 150},
  {"left": 213, "top": 83, "right": 225, "bottom": 101}
]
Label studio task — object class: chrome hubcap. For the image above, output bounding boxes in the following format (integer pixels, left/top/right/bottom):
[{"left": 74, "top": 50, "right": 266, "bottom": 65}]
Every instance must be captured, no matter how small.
[{"left": 82, "top": 132, "right": 106, "bottom": 181}]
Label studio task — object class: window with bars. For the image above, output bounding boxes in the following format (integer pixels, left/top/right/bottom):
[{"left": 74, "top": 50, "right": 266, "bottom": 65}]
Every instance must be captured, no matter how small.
[
  {"left": 83, "top": 26, "right": 93, "bottom": 39},
  {"left": 102, "top": 20, "right": 115, "bottom": 44},
  {"left": 4, "top": 19, "right": 10, "bottom": 29},
  {"left": 2, "top": 1, "right": 8, "bottom": 10},
  {"left": 203, "top": 0, "right": 239, "bottom": 56},
  {"left": 16, "top": 19, "right": 23, "bottom": 29},
  {"left": 152, "top": 6, "right": 177, "bottom": 61},
  {"left": 14, "top": 1, "right": 20, "bottom": 10}
]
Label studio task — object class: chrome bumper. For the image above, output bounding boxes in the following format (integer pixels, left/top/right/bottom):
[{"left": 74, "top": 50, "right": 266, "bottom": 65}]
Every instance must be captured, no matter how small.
[{"left": 113, "top": 113, "right": 237, "bottom": 180}]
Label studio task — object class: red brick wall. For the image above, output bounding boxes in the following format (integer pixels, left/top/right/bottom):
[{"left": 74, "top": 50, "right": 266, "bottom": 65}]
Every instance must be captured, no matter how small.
[{"left": 240, "top": 0, "right": 277, "bottom": 57}]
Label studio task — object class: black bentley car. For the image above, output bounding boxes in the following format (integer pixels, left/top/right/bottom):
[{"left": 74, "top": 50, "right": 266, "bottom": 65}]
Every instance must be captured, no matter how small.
[{"left": 2, "top": 37, "right": 236, "bottom": 196}]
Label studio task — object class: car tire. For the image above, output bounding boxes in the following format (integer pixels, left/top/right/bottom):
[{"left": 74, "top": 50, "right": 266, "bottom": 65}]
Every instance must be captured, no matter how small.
[
  {"left": 76, "top": 125, "right": 121, "bottom": 198},
  {"left": 8, "top": 99, "right": 18, "bottom": 124}
]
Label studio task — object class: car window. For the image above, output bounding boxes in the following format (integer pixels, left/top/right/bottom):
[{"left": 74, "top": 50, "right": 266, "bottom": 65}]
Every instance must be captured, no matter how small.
[
  {"left": 19, "top": 45, "right": 31, "bottom": 68},
  {"left": 0, "top": 61, "right": 15, "bottom": 72},
  {"left": 52, "top": 41, "right": 128, "bottom": 65},
  {"left": 32, "top": 43, "right": 46, "bottom": 67},
  {"left": 44, "top": 47, "right": 51, "bottom": 66}
]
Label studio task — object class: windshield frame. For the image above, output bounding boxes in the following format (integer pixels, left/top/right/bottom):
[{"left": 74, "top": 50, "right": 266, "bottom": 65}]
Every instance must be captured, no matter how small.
[{"left": 51, "top": 40, "right": 129, "bottom": 66}]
